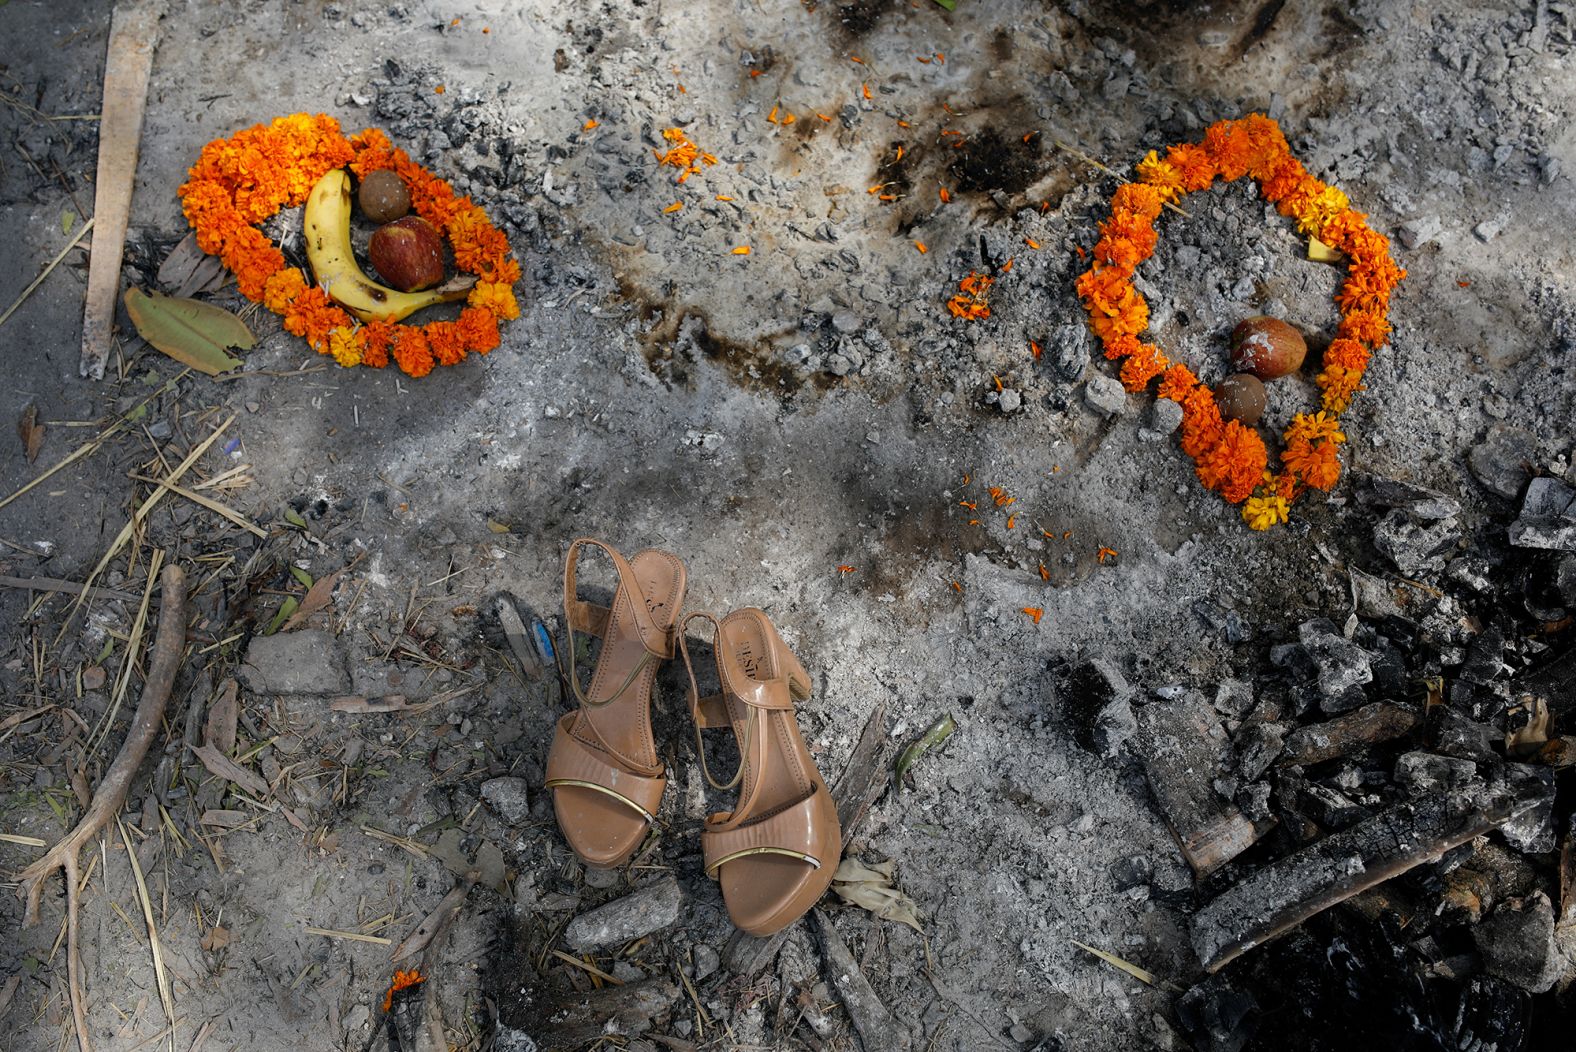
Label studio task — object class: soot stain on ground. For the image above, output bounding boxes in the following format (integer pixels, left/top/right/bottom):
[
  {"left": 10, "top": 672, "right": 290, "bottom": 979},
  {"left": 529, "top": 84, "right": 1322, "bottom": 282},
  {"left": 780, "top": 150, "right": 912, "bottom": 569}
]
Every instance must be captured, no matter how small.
[{"left": 949, "top": 125, "right": 1046, "bottom": 197}]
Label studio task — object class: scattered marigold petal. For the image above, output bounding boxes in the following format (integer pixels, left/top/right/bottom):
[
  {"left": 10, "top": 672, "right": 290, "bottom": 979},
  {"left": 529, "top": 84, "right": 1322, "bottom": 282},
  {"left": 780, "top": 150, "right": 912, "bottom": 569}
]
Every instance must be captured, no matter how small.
[
  {"left": 862, "top": 82, "right": 872, "bottom": 100},
  {"left": 715, "top": 194, "right": 733, "bottom": 201},
  {"left": 1038, "top": 563, "right": 1050, "bottom": 581},
  {"left": 1025, "top": 237, "right": 1041, "bottom": 249},
  {"left": 939, "top": 187, "right": 950, "bottom": 203},
  {"left": 959, "top": 500, "right": 977, "bottom": 511},
  {"left": 663, "top": 201, "right": 683, "bottom": 214},
  {"left": 1006, "top": 515, "right": 1016, "bottom": 529},
  {"left": 582, "top": 119, "right": 599, "bottom": 130},
  {"left": 1030, "top": 340, "right": 1042, "bottom": 360},
  {"left": 731, "top": 246, "right": 751, "bottom": 255},
  {"left": 837, "top": 565, "right": 857, "bottom": 574},
  {"left": 1022, "top": 607, "right": 1044, "bottom": 625},
  {"left": 434, "top": 85, "right": 445, "bottom": 94},
  {"left": 1096, "top": 547, "right": 1118, "bottom": 564},
  {"left": 915, "top": 241, "right": 927, "bottom": 253},
  {"left": 951, "top": 580, "right": 963, "bottom": 593}
]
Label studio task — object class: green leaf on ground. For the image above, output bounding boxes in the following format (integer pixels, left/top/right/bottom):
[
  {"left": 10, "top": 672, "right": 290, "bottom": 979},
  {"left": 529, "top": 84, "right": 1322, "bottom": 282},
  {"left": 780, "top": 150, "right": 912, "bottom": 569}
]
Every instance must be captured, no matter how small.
[
  {"left": 931, "top": 0, "right": 957, "bottom": 10},
  {"left": 289, "top": 565, "right": 314, "bottom": 589},
  {"left": 61, "top": 210, "right": 76, "bottom": 235},
  {"left": 123, "top": 287, "right": 251, "bottom": 376},
  {"left": 265, "top": 597, "right": 298, "bottom": 636}
]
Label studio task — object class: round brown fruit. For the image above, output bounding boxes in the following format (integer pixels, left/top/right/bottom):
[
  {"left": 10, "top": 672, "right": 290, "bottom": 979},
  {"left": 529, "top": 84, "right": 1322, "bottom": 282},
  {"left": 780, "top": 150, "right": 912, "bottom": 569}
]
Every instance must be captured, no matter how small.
[
  {"left": 1214, "top": 373, "right": 1267, "bottom": 425},
  {"left": 369, "top": 216, "right": 445, "bottom": 292},
  {"left": 1229, "top": 315, "right": 1306, "bottom": 381},
  {"left": 358, "top": 169, "right": 411, "bottom": 223}
]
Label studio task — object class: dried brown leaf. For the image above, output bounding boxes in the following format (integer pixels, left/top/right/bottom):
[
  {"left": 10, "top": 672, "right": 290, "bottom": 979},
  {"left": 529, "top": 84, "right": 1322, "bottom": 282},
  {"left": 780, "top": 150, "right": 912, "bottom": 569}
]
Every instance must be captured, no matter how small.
[
  {"left": 203, "top": 679, "right": 239, "bottom": 754},
  {"left": 17, "top": 403, "right": 44, "bottom": 463},
  {"left": 281, "top": 568, "right": 345, "bottom": 632},
  {"left": 831, "top": 857, "right": 923, "bottom": 932},
  {"left": 190, "top": 742, "right": 269, "bottom": 797}
]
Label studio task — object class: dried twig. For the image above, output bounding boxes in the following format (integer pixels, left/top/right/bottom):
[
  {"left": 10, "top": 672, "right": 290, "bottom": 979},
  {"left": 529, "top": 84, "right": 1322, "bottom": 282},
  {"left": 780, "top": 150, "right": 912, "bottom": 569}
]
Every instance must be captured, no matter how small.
[
  {"left": 15, "top": 562, "right": 186, "bottom": 1052},
  {"left": 0, "top": 217, "right": 95, "bottom": 332}
]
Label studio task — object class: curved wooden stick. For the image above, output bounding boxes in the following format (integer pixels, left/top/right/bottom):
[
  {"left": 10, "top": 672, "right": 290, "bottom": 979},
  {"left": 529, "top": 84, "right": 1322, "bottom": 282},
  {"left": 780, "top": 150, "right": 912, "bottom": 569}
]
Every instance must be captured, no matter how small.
[{"left": 15, "top": 563, "right": 186, "bottom": 1052}]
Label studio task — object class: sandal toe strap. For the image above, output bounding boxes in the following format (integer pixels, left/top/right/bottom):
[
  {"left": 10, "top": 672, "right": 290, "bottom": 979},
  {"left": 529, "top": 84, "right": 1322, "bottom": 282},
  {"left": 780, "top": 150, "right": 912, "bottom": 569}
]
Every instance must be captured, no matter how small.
[
  {"left": 702, "top": 789, "right": 838, "bottom": 878},
  {"left": 545, "top": 715, "right": 666, "bottom": 821}
]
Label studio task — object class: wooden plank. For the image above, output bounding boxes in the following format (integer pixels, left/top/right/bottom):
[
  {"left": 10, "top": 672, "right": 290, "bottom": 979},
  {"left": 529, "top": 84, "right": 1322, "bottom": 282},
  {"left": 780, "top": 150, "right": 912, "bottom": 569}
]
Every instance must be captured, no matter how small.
[
  {"left": 79, "top": 0, "right": 167, "bottom": 380},
  {"left": 1279, "top": 702, "right": 1421, "bottom": 767},
  {"left": 1135, "top": 695, "right": 1266, "bottom": 876},
  {"left": 1191, "top": 785, "right": 1517, "bottom": 972},
  {"left": 725, "top": 700, "right": 891, "bottom": 976}
]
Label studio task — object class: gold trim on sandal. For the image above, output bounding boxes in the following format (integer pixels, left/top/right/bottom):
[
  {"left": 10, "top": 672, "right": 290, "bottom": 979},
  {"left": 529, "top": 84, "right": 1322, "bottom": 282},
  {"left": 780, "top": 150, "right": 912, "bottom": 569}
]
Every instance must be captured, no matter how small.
[
  {"left": 544, "top": 778, "right": 655, "bottom": 822},
  {"left": 705, "top": 846, "right": 821, "bottom": 879}
]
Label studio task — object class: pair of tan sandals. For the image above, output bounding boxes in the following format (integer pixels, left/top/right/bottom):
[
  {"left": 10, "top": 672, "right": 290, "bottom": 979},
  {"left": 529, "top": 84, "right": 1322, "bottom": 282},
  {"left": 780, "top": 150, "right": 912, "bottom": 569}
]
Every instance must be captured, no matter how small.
[{"left": 543, "top": 539, "right": 840, "bottom": 936}]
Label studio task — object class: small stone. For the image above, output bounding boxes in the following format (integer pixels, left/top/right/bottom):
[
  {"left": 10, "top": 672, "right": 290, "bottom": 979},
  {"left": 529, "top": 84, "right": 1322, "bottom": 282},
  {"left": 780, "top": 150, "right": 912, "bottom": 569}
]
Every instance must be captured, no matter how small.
[
  {"left": 584, "top": 865, "right": 620, "bottom": 889},
  {"left": 831, "top": 310, "right": 861, "bottom": 333},
  {"left": 1212, "top": 679, "right": 1254, "bottom": 718},
  {"left": 1094, "top": 695, "right": 1138, "bottom": 759},
  {"left": 1474, "top": 894, "right": 1565, "bottom": 993},
  {"left": 563, "top": 877, "right": 684, "bottom": 951},
  {"left": 239, "top": 629, "right": 350, "bottom": 695},
  {"left": 1150, "top": 399, "right": 1183, "bottom": 435},
  {"left": 1397, "top": 216, "right": 1442, "bottom": 249},
  {"left": 1473, "top": 214, "right": 1509, "bottom": 242},
  {"left": 480, "top": 777, "right": 531, "bottom": 825},
  {"left": 1467, "top": 425, "right": 1535, "bottom": 499},
  {"left": 1083, "top": 375, "right": 1126, "bottom": 416},
  {"left": 826, "top": 353, "right": 854, "bottom": 377},
  {"left": 997, "top": 389, "right": 1021, "bottom": 413},
  {"left": 692, "top": 944, "right": 720, "bottom": 981},
  {"left": 1234, "top": 722, "right": 1285, "bottom": 782}
]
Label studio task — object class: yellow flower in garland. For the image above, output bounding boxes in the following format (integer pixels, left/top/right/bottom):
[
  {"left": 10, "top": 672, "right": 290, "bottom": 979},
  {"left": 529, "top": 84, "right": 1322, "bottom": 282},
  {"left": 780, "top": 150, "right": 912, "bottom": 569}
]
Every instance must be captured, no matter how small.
[
  {"left": 1076, "top": 114, "right": 1405, "bottom": 529},
  {"left": 1242, "top": 492, "right": 1290, "bottom": 531},
  {"left": 327, "top": 326, "right": 362, "bottom": 368},
  {"left": 179, "top": 113, "right": 521, "bottom": 377}
]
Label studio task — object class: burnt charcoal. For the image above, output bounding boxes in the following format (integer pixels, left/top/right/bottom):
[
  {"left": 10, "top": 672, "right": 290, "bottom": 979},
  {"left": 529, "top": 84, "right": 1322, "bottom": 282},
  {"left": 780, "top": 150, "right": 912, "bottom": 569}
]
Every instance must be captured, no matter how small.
[
  {"left": 1053, "top": 657, "right": 1137, "bottom": 759},
  {"left": 1195, "top": 599, "right": 1253, "bottom": 643},
  {"left": 1297, "top": 781, "right": 1371, "bottom": 831},
  {"left": 1520, "top": 647, "right": 1576, "bottom": 717},
  {"left": 1558, "top": 555, "right": 1576, "bottom": 605},
  {"left": 1460, "top": 626, "right": 1510, "bottom": 686},
  {"left": 1110, "top": 854, "right": 1154, "bottom": 890},
  {"left": 1234, "top": 721, "right": 1286, "bottom": 782},
  {"left": 1448, "top": 976, "right": 1531, "bottom": 1052},
  {"left": 1373, "top": 507, "right": 1462, "bottom": 577},
  {"left": 1474, "top": 894, "right": 1566, "bottom": 994},
  {"left": 1507, "top": 478, "right": 1576, "bottom": 551},
  {"left": 1176, "top": 973, "right": 1258, "bottom": 1052},
  {"left": 1296, "top": 620, "right": 1374, "bottom": 714},
  {"left": 1432, "top": 709, "right": 1499, "bottom": 760},
  {"left": 1236, "top": 781, "right": 1273, "bottom": 823},
  {"left": 1394, "top": 751, "right": 1479, "bottom": 795},
  {"left": 1497, "top": 764, "right": 1556, "bottom": 855},
  {"left": 1365, "top": 636, "right": 1410, "bottom": 698},
  {"left": 1467, "top": 425, "right": 1537, "bottom": 500},
  {"left": 1445, "top": 554, "right": 1498, "bottom": 596},
  {"left": 1214, "top": 679, "right": 1256, "bottom": 719}
]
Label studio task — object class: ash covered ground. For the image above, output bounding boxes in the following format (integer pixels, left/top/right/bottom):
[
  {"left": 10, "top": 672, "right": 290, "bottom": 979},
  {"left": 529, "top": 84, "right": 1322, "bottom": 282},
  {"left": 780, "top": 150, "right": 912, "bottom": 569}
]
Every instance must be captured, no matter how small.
[{"left": 1, "top": 1, "right": 1575, "bottom": 1050}]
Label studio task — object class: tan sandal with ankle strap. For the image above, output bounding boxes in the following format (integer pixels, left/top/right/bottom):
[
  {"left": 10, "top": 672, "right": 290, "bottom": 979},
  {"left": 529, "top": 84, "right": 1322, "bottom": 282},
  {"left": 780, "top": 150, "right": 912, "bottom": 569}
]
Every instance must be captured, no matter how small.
[
  {"left": 545, "top": 538, "right": 686, "bottom": 868},
  {"left": 679, "top": 608, "right": 840, "bottom": 935}
]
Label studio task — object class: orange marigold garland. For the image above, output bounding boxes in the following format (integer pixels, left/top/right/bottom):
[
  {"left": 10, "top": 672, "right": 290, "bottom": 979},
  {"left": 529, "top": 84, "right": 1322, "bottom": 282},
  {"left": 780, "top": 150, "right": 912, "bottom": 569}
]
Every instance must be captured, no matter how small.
[
  {"left": 179, "top": 113, "right": 520, "bottom": 377},
  {"left": 1076, "top": 114, "right": 1405, "bottom": 530}
]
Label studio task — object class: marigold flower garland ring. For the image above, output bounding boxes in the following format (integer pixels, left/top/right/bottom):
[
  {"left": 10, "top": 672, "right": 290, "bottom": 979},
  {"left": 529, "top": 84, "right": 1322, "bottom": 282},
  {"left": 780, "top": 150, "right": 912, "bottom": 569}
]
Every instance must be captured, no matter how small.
[
  {"left": 178, "top": 113, "right": 522, "bottom": 378},
  {"left": 1075, "top": 115, "right": 1405, "bottom": 530}
]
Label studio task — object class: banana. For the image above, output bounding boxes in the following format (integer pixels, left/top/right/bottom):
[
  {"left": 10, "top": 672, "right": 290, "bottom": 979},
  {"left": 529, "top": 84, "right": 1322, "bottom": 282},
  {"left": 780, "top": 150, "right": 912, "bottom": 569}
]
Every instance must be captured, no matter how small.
[{"left": 303, "top": 168, "right": 473, "bottom": 323}]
